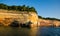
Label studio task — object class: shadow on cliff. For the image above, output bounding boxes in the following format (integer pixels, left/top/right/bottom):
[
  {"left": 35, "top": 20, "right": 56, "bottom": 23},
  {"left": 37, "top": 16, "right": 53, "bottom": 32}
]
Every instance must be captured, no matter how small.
[
  {"left": 9, "top": 20, "right": 19, "bottom": 27},
  {"left": 20, "top": 21, "right": 32, "bottom": 28},
  {"left": 0, "top": 23, "right": 4, "bottom": 26},
  {"left": 9, "top": 20, "right": 32, "bottom": 28}
]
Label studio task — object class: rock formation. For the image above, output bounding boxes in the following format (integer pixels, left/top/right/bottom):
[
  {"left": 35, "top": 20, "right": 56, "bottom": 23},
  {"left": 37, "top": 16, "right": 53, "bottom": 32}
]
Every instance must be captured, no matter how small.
[
  {"left": 0, "top": 9, "right": 38, "bottom": 27},
  {"left": 38, "top": 18, "right": 60, "bottom": 27},
  {"left": 0, "top": 9, "right": 60, "bottom": 27}
]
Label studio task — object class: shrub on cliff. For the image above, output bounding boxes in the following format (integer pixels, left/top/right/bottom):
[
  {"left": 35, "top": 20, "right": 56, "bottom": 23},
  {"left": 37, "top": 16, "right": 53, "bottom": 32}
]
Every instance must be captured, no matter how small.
[
  {"left": 38, "top": 15, "right": 43, "bottom": 19},
  {"left": 38, "top": 15, "right": 60, "bottom": 21},
  {"left": 44, "top": 17, "right": 60, "bottom": 21}
]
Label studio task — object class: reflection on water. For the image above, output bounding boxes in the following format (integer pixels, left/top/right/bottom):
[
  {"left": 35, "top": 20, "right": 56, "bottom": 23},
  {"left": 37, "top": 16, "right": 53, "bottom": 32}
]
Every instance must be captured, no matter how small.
[
  {"left": 0, "top": 27, "right": 60, "bottom": 36},
  {"left": 0, "top": 27, "right": 39, "bottom": 36},
  {"left": 29, "top": 27, "right": 39, "bottom": 36}
]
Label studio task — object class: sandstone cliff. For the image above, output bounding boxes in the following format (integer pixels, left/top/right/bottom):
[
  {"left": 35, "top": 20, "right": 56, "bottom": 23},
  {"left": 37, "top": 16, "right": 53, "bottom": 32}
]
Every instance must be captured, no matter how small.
[
  {"left": 38, "top": 18, "right": 60, "bottom": 27},
  {"left": 0, "top": 9, "right": 60, "bottom": 27},
  {"left": 0, "top": 9, "right": 38, "bottom": 27}
]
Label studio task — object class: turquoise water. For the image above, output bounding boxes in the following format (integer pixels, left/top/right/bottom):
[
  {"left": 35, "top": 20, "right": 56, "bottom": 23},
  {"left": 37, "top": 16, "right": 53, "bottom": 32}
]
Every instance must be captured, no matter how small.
[{"left": 0, "top": 27, "right": 60, "bottom": 36}]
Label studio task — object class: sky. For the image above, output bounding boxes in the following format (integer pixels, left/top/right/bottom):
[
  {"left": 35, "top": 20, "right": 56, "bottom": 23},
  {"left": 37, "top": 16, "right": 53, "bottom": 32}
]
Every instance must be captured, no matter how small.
[{"left": 0, "top": 0, "right": 60, "bottom": 19}]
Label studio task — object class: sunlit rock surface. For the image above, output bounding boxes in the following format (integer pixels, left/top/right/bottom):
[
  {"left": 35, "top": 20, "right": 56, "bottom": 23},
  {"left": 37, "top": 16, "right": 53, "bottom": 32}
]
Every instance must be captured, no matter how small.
[
  {"left": 0, "top": 9, "right": 38, "bottom": 27},
  {"left": 39, "top": 18, "right": 60, "bottom": 27}
]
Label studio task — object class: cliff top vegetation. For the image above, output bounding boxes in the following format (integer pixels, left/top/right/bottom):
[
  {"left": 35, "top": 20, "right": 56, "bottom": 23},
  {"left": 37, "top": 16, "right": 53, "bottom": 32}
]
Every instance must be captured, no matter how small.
[
  {"left": 0, "top": 3, "right": 37, "bottom": 14},
  {"left": 38, "top": 16, "right": 60, "bottom": 21}
]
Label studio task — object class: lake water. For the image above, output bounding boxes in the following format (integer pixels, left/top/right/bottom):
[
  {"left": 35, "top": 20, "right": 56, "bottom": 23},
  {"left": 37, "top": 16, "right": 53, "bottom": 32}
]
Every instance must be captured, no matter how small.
[{"left": 0, "top": 27, "right": 60, "bottom": 36}]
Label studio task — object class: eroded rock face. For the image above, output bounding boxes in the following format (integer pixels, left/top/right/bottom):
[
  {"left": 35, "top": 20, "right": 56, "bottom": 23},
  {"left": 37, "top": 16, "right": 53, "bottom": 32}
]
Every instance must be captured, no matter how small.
[
  {"left": 0, "top": 10, "right": 38, "bottom": 27},
  {"left": 38, "top": 19, "right": 60, "bottom": 27}
]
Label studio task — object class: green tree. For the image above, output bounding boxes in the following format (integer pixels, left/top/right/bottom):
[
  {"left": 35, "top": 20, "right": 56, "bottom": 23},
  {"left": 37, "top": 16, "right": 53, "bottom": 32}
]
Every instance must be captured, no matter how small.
[
  {"left": 26, "top": 6, "right": 30, "bottom": 12},
  {"left": 21, "top": 5, "right": 26, "bottom": 11},
  {"left": 17, "top": 6, "right": 22, "bottom": 11},
  {"left": 38, "top": 16, "right": 43, "bottom": 18},
  {"left": 29, "top": 7, "right": 35, "bottom": 11},
  {"left": 0, "top": 3, "right": 4, "bottom": 9},
  {"left": 0, "top": 3, "right": 37, "bottom": 14},
  {"left": 11, "top": 6, "right": 17, "bottom": 10}
]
